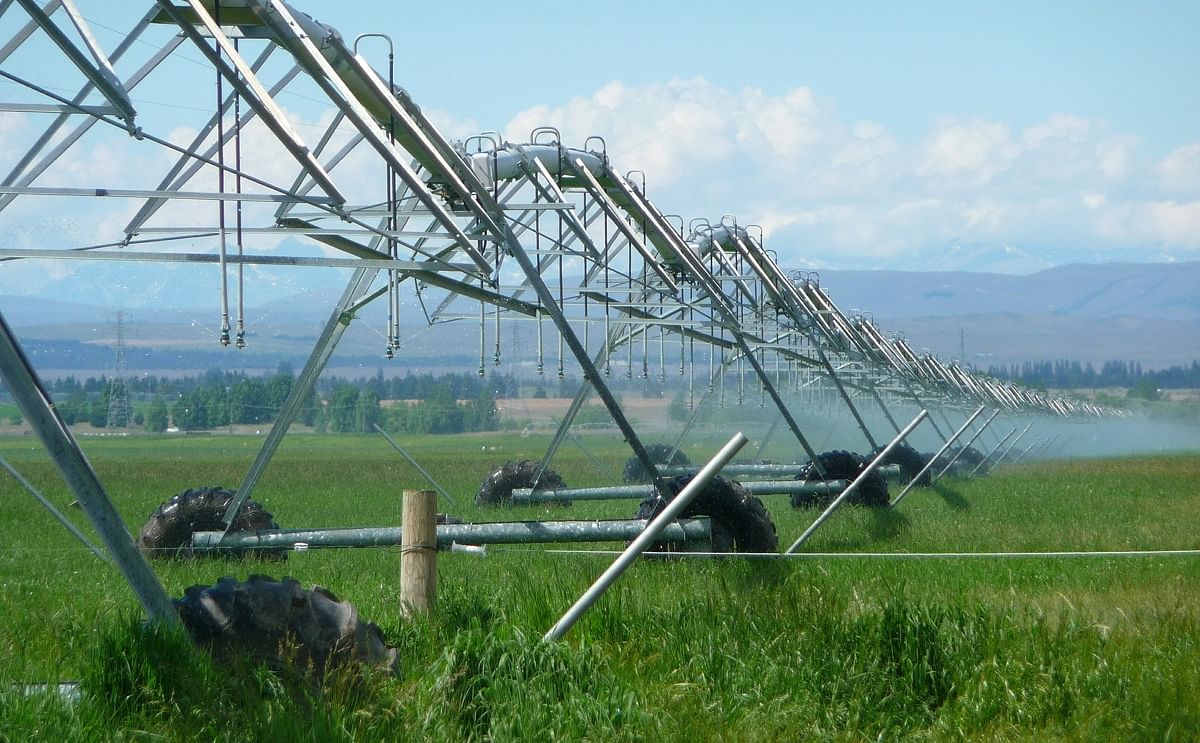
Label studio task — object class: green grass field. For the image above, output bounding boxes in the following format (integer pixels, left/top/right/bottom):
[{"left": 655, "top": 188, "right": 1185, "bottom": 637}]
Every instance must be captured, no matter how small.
[{"left": 0, "top": 432, "right": 1197, "bottom": 740}]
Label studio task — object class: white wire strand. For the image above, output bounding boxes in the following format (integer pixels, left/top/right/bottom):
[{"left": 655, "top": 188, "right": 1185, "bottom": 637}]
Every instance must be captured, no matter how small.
[{"left": 500, "top": 548, "right": 1200, "bottom": 560}]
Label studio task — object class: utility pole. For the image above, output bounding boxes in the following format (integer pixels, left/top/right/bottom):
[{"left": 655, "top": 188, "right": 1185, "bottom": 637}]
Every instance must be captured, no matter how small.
[{"left": 105, "top": 312, "right": 132, "bottom": 429}]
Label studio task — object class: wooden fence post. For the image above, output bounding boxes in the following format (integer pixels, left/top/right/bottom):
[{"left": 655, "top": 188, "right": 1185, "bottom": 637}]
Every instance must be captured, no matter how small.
[{"left": 400, "top": 489, "right": 437, "bottom": 616}]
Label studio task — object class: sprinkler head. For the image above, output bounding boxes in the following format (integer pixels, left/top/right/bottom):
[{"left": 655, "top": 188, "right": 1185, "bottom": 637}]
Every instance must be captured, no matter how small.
[
  {"left": 235, "top": 332, "right": 246, "bottom": 349},
  {"left": 219, "top": 330, "right": 230, "bottom": 346},
  {"left": 385, "top": 347, "right": 394, "bottom": 360}
]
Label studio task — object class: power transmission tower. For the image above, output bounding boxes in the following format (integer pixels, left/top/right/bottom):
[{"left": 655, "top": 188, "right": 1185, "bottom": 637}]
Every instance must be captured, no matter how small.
[{"left": 106, "top": 311, "right": 132, "bottom": 429}]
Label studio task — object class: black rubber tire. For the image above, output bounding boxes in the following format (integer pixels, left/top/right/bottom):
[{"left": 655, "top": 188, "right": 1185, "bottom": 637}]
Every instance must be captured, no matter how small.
[
  {"left": 475, "top": 460, "right": 568, "bottom": 506},
  {"left": 955, "top": 445, "right": 986, "bottom": 467},
  {"left": 936, "top": 445, "right": 985, "bottom": 472},
  {"left": 792, "top": 450, "right": 890, "bottom": 508},
  {"left": 138, "top": 486, "right": 284, "bottom": 560},
  {"left": 634, "top": 475, "right": 777, "bottom": 553},
  {"left": 871, "top": 443, "right": 932, "bottom": 487},
  {"left": 174, "top": 575, "right": 398, "bottom": 682},
  {"left": 622, "top": 443, "right": 691, "bottom": 483}
]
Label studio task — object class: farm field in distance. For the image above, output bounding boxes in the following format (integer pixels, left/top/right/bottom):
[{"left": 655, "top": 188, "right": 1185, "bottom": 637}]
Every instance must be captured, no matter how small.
[{"left": 0, "top": 432, "right": 1197, "bottom": 740}]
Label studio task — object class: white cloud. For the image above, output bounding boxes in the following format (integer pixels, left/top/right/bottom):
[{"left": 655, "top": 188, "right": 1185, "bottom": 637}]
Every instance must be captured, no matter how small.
[
  {"left": 1157, "top": 141, "right": 1200, "bottom": 192},
  {"left": 496, "top": 82, "right": 1200, "bottom": 266},
  {"left": 917, "top": 119, "right": 1017, "bottom": 185},
  {"left": 505, "top": 78, "right": 841, "bottom": 189},
  {"left": 1134, "top": 200, "right": 1200, "bottom": 245},
  {"left": 507, "top": 78, "right": 744, "bottom": 187},
  {"left": 423, "top": 109, "right": 481, "bottom": 142},
  {"left": 1022, "top": 113, "right": 1093, "bottom": 146},
  {"left": 4, "top": 72, "right": 1199, "bottom": 300},
  {"left": 1096, "top": 136, "right": 1137, "bottom": 180},
  {"left": 0, "top": 113, "right": 31, "bottom": 174}
]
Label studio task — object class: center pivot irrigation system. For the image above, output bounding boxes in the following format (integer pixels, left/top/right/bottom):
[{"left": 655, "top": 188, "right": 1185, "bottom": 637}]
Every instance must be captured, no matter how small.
[{"left": 0, "top": 1, "right": 1122, "bottom": 625}]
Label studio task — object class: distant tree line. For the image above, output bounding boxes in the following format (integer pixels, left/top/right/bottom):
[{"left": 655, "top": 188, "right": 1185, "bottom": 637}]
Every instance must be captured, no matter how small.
[
  {"left": 7, "top": 365, "right": 510, "bottom": 435},
  {"left": 986, "top": 359, "right": 1200, "bottom": 391}
]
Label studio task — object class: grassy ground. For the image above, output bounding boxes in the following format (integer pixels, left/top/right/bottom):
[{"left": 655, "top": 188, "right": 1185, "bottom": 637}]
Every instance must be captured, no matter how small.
[{"left": 0, "top": 432, "right": 1197, "bottom": 740}]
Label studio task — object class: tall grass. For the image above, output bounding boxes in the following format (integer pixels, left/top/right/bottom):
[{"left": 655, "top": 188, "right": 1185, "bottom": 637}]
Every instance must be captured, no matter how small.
[
  {"left": 0, "top": 435, "right": 1197, "bottom": 739},
  {"left": 4, "top": 576, "right": 1195, "bottom": 740}
]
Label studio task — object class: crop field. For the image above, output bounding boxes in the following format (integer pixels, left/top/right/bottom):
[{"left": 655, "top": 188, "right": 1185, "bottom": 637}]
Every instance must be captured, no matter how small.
[{"left": 0, "top": 432, "right": 1197, "bottom": 740}]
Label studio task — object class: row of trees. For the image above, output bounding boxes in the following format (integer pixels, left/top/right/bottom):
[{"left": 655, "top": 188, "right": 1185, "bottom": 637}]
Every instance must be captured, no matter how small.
[
  {"left": 985, "top": 359, "right": 1200, "bottom": 390},
  {"left": 32, "top": 366, "right": 500, "bottom": 435},
  {"left": 45, "top": 366, "right": 517, "bottom": 401}
]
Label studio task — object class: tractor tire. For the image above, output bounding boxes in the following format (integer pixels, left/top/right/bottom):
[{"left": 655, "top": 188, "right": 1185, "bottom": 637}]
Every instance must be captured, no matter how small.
[
  {"left": 871, "top": 443, "right": 931, "bottom": 487},
  {"left": 954, "top": 445, "right": 986, "bottom": 468},
  {"left": 174, "top": 575, "right": 398, "bottom": 682},
  {"left": 936, "top": 445, "right": 985, "bottom": 472},
  {"left": 475, "top": 460, "right": 568, "bottom": 506},
  {"left": 138, "top": 486, "right": 284, "bottom": 560},
  {"left": 622, "top": 443, "right": 691, "bottom": 483},
  {"left": 792, "top": 450, "right": 890, "bottom": 508},
  {"left": 634, "top": 475, "right": 777, "bottom": 553}
]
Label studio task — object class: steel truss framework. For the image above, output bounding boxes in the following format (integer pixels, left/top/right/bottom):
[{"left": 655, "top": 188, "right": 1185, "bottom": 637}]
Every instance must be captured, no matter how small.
[{"left": 0, "top": 1, "right": 1120, "bottom": 581}]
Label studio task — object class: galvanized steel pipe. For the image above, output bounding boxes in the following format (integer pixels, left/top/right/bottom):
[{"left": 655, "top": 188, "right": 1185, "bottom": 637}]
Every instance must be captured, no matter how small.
[
  {"left": 786, "top": 410, "right": 929, "bottom": 553},
  {"left": 933, "top": 408, "right": 1001, "bottom": 481},
  {"left": 543, "top": 432, "right": 749, "bottom": 642},
  {"left": 889, "top": 405, "right": 985, "bottom": 510},
  {"left": 658, "top": 463, "right": 900, "bottom": 478},
  {"left": 513, "top": 479, "right": 848, "bottom": 504},
  {"left": 191, "top": 517, "right": 712, "bottom": 553}
]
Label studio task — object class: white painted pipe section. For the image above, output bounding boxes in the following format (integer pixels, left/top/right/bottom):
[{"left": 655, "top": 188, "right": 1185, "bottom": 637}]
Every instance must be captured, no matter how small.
[
  {"left": 543, "top": 431, "right": 749, "bottom": 642},
  {"left": 450, "top": 541, "right": 487, "bottom": 557},
  {"left": 688, "top": 224, "right": 749, "bottom": 256},
  {"left": 464, "top": 144, "right": 606, "bottom": 190}
]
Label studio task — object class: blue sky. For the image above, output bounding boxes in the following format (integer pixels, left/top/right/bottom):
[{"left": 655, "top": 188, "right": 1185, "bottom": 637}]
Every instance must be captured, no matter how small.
[
  {"left": 360, "top": 0, "right": 1200, "bottom": 271},
  {"left": 1, "top": 0, "right": 1198, "bottom": 306},
  {"left": 376, "top": 0, "right": 1198, "bottom": 152}
]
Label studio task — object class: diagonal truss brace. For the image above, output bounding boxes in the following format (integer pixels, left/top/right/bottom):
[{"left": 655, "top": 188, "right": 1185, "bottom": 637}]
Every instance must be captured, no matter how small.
[{"left": 14, "top": 0, "right": 137, "bottom": 128}]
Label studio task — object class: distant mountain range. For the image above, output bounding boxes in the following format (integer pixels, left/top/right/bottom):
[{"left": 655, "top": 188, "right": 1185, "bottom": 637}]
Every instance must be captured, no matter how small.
[
  {"left": 785, "top": 240, "right": 1193, "bottom": 276},
  {"left": 814, "top": 261, "right": 1199, "bottom": 369},
  {"left": 1, "top": 260, "right": 1196, "bottom": 376},
  {"left": 816, "top": 261, "right": 1200, "bottom": 322}
]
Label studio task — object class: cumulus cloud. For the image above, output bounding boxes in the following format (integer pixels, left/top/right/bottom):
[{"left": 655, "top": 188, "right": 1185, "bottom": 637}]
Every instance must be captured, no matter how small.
[
  {"left": 4, "top": 71, "right": 1199, "bottom": 294},
  {"left": 497, "top": 82, "right": 1200, "bottom": 268},
  {"left": 918, "top": 119, "right": 1017, "bottom": 185},
  {"left": 1157, "top": 141, "right": 1200, "bottom": 192}
]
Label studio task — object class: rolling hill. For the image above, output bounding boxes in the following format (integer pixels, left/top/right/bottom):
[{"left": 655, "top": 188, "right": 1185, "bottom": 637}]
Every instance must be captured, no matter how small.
[{"left": 1, "top": 260, "right": 1195, "bottom": 374}]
